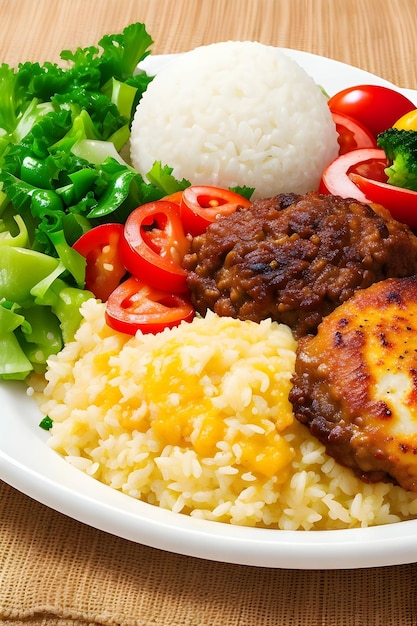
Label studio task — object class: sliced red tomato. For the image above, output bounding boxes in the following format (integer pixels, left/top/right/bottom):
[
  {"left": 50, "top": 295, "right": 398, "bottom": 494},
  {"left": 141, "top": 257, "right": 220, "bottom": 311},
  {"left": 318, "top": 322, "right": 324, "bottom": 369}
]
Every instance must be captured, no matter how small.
[
  {"left": 180, "top": 185, "right": 252, "bottom": 236},
  {"left": 319, "top": 148, "right": 388, "bottom": 202},
  {"left": 332, "top": 111, "right": 377, "bottom": 154},
  {"left": 119, "top": 201, "right": 190, "bottom": 293},
  {"left": 72, "top": 223, "right": 126, "bottom": 301},
  {"left": 328, "top": 85, "right": 416, "bottom": 138},
  {"left": 162, "top": 190, "right": 184, "bottom": 205},
  {"left": 105, "top": 276, "right": 195, "bottom": 335},
  {"left": 349, "top": 173, "right": 417, "bottom": 227}
]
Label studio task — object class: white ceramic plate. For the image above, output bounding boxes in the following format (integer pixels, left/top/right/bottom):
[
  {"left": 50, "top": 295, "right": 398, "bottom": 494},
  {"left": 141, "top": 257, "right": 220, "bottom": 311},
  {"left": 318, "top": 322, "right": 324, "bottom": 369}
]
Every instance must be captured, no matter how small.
[{"left": 2, "top": 50, "right": 417, "bottom": 571}]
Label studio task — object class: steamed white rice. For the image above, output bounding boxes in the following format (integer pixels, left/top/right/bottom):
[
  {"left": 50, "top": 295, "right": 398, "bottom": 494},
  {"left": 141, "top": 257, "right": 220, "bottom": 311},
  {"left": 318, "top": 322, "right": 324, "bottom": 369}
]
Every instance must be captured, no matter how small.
[
  {"left": 130, "top": 41, "right": 339, "bottom": 199},
  {"left": 32, "top": 299, "right": 417, "bottom": 530}
]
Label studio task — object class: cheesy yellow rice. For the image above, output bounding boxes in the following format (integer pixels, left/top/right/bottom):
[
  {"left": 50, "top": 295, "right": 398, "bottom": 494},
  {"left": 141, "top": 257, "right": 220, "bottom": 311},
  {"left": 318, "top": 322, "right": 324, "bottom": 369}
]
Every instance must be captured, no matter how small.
[{"left": 32, "top": 298, "right": 417, "bottom": 530}]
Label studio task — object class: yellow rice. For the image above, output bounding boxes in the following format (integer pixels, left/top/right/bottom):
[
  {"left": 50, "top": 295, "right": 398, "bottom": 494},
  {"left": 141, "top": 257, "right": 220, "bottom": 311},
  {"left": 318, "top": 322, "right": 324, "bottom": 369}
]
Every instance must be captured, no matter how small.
[{"left": 32, "top": 298, "right": 417, "bottom": 530}]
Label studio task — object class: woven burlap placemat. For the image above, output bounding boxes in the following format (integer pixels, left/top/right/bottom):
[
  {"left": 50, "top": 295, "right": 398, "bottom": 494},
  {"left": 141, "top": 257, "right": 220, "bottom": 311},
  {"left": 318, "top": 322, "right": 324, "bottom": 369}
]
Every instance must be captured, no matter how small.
[{"left": 1, "top": 480, "right": 417, "bottom": 625}]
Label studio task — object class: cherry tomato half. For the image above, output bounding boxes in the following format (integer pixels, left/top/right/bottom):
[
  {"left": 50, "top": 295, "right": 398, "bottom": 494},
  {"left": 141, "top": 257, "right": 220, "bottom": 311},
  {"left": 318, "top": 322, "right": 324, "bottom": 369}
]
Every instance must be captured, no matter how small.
[
  {"left": 105, "top": 276, "right": 195, "bottom": 335},
  {"left": 332, "top": 111, "right": 377, "bottom": 155},
  {"left": 349, "top": 173, "right": 417, "bottom": 227},
  {"left": 119, "top": 201, "right": 190, "bottom": 293},
  {"left": 319, "top": 148, "right": 388, "bottom": 202},
  {"left": 328, "top": 85, "right": 416, "bottom": 138},
  {"left": 72, "top": 223, "right": 126, "bottom": 301},
  {"left": 180, "top": 185, "right": 252, "bottom": 236}
]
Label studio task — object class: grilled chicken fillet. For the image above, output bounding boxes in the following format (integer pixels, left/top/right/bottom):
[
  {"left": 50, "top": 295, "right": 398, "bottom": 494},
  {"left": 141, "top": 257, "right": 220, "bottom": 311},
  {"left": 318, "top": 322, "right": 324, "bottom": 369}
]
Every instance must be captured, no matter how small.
[{"left": 289, "top": 276, "right": 417, "bottom": 491}]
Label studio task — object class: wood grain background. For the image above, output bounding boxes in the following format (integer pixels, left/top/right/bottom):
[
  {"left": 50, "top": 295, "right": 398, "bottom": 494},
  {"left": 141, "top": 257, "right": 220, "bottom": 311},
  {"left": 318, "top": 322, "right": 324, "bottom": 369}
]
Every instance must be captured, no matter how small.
[{"left": 1, "top": 0, "right": 416, "bottom": 88}]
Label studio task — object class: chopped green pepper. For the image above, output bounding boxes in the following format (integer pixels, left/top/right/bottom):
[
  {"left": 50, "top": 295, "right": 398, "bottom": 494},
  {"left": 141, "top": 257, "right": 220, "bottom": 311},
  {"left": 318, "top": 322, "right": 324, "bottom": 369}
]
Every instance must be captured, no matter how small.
[
  {"left": 20, "top": 154, "right": 59, "bottom": 189},
  {"left": 87, "top": 166, "right": 139, "bottom": 219},
  {"left": 56, "top": 168, "right": 98, "bottom": 205}
]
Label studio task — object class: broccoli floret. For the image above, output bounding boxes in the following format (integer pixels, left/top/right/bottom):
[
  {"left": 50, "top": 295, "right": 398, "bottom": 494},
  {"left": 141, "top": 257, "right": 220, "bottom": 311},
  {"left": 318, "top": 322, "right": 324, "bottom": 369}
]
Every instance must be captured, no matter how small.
[{"left": 377, "top": 128, "right": 417, "bottom": 191}]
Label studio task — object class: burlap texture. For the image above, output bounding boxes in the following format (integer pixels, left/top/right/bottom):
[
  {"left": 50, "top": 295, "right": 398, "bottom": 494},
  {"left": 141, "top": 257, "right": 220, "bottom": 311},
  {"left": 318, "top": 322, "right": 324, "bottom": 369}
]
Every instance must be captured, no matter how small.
[
  {"left": 2, "top": 0, "right": 417, "bottom": 623},
  {"left": 2, "top": 481, "right": 417, "bottom": 625}
]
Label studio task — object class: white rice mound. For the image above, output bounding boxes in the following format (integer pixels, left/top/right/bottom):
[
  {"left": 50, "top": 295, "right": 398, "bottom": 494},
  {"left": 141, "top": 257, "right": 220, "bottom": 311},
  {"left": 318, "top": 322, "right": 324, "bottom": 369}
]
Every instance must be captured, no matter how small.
[
  {"left": 32, "top": 299, "right": 417, "bottom": 530},
  {"left": 130, "top": 41, "right": 339, "bottom": 199}
]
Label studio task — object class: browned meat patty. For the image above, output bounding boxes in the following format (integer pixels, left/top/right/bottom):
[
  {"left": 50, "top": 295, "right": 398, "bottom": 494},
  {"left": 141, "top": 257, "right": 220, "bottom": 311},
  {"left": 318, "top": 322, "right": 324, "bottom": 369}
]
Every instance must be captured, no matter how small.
[
  {"left": 289, "top": 276, "right": 417, "bottom": 491},
  {"left": 182, "top": 192, "right": 417, "bottom": 337}
]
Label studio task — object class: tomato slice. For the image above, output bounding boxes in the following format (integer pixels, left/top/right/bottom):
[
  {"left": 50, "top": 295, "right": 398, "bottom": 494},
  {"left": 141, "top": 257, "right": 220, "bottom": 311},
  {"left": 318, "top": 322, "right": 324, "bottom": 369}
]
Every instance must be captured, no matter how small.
[
  {"left": 162, "top": 190, "right": 184, "bottom": 205},
  {"left": 328, "top": 85, "right": 416, "bottom": 138},
  {"left": 319, "top": 148, "right": 388, "bottom": 202},
  {"left": 119, "top": 201, "right": 190, "bottom": 293},
  {"left": 72, "top": 223, "right": 126, "bottom": 301},
  {"left": 349, "top": 173, "right": 417, "bottom": 227},
  {"left": 105, "top": 276, "right": 195, "bottom": 335},
  {"left": 180, "top": 185, "right": 252, "bottom": 236},
  {"left": 332, "top": 111, "right": 377, "bottom": 155}
]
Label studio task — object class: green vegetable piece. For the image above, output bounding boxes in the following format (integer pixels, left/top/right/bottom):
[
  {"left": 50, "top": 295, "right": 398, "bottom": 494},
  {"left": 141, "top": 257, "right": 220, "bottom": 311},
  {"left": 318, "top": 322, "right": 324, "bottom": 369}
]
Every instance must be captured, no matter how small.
[
  {"left": 146, "top": 161, "right": 191, "bottom": 195},
  {"left": 87, "top": 167, "right": 138, "bottom": 218},
  {"left": 229, "top": 185, "right": 255, "bottom": 200},
  {"left": 0, "top": 188, "right": 10, "bottom": 215},
  {"left": 20, "top": 109, "right": 73, "bottom": 159},
  {"left": 0, "top": 63, "right": 31, "bottom": 134},
  {"left": 31, "top": 188, "right": 64, "bottom": 215},
  {"left": 102, "top": 77, "right": 138, "bottom": 121},
  {"left": 0, "top": 214, "right": 28, "bottom": 247},
  {"left": 62, "top": 212, "right": 92, "bottom": 246},
  {"left": 0, "top": 246, "right": 60, "bottom": 305},
  {"left": 377, "top": 128, "right": 417, "bottom": 191},
  {"left": 52, "top": 285, "right": 92, "bottom": 343},
  {"left": 31, "top": 273, "right": 93, "bottom": 344},
  {"left": 106, "top": 124, "right": 131, "bottom": 153},
  {"left": 96, "top": 22, "right": 153, "bottom": 81},
  {"left": 60, "top": 22, "right": 153, "bottom": 85},
  {"left": 17, "top": 304, "right": 63, "bottom": 365},
  {"left": 57, "top": 168, "right": 98, "bottom": 205},
  {"left": 13, "top": 100, "right": 56, "bottom": 145},
  {"left": 39, "top": 416, "right": 53, "bottom": 430},
  {"left": 0, "top": 172, "right": 38, "bottom": 214},
  {"left": 71, "top": 138, "right": 129, "bottom": 165},
  {"left": 20, "top": 154, "right": 59, "bottom": 189},
  {"left": 29, "top": 191, "right": 87, "bottom": 276},
  {"left": 30, "top": 261, "right": 67, "bottom": 301},
  {"left": 64, "top": 109, "right": 99, "bottom": 143},
  {"left": 0, "top": 303, "right": 33, "bottom": 380},
  {"left": 46, "top": 229, "right": 86, "bottom": 288}
]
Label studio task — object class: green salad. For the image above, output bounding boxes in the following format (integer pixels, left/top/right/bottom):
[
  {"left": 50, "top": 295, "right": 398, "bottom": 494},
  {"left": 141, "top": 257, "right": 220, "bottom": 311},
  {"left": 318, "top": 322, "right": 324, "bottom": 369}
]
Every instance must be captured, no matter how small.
[{"left": 0, "top": 22, "right": 192, "bottom": 381}]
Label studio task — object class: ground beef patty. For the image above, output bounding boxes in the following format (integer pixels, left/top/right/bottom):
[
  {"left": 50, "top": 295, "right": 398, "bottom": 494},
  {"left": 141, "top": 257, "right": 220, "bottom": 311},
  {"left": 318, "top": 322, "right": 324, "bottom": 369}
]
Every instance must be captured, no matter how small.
[{"left": 182, "top": 192, "right": 417, "bottom": 337}]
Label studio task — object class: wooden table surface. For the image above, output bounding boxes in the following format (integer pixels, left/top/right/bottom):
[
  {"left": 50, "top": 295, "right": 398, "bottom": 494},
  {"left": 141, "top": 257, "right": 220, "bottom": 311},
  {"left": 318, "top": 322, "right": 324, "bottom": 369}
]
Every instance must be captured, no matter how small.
[{"left": 1, "top": 0, "right": 417, "bottom": 90}]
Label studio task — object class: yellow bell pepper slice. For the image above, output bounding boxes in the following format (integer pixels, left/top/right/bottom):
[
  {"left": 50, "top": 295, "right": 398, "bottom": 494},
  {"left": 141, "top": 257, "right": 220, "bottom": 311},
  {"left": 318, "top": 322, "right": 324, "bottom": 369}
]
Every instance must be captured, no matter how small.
[{"left": 393, "top": 108, "right": 417, "bottom": 131}]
